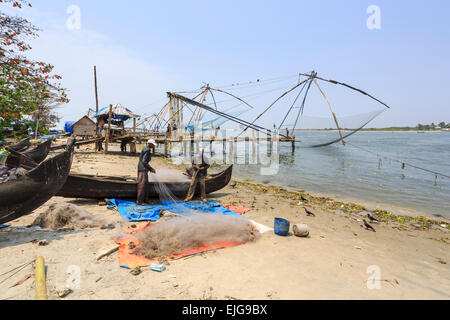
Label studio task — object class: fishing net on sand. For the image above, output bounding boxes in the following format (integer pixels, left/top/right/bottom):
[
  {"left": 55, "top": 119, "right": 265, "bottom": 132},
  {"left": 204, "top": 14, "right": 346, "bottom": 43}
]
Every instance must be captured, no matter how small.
[
  {"left": 31, "top": 203, "right": 106, "bottom": 230},
  {"left": 132, "top": 214, "right": 260, "bottom": 260},
  {"left": 151, "top": 171, "right": 210, "bottom": 215},
  {"left": 139, "top": 171, "right": 260, "bottom": 260}
]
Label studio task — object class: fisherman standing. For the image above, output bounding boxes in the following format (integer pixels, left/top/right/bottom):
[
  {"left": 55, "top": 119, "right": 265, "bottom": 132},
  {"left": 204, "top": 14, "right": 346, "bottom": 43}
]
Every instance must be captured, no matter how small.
[
  {"left": 184, "top": 147, "right": 210, "bottom": 203},
  {"left": 137, "top": 139, "right": 156, "bottom": 205}
]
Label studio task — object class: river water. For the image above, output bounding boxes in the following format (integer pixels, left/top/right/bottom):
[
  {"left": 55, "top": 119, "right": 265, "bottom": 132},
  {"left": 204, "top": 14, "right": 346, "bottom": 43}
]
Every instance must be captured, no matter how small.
[{"left": 215, "top": 131, "right": 450, "bottom": 218}]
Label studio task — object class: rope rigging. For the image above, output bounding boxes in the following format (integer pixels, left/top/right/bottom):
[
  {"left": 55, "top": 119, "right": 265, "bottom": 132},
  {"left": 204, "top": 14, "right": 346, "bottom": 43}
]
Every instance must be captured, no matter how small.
[
  {"left": 146, "top": 71, "right": 391, "bottom": 149},
  {"left": 346, "top": 142, "right": 450, "bottom": 180}
]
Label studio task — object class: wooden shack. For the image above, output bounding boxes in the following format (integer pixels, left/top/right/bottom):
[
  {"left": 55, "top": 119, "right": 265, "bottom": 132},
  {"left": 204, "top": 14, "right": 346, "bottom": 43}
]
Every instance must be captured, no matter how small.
[{"left": 69, "top": 116, "right": 96, "bottom": 138}]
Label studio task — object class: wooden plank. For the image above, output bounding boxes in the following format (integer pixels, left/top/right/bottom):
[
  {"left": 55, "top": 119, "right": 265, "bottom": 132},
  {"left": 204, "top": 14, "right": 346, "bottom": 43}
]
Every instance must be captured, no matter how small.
[
  {"left": 50, "top": 137, "right": 104, "bottom": 151},
  {"left": 104, "top": 105, "right": 113, "bottom": 154}
]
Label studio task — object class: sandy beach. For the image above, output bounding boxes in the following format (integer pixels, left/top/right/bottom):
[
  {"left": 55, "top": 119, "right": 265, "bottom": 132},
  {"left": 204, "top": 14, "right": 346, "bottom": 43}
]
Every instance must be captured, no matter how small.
[{"left": 0, "top": 143, "right": 449, "bottom": 300}]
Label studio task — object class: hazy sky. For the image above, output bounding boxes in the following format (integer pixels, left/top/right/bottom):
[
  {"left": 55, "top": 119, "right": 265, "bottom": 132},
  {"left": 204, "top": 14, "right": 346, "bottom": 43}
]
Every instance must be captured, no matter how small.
[{"left": 3, "top": 0, "right": 450, "bottom": 129}]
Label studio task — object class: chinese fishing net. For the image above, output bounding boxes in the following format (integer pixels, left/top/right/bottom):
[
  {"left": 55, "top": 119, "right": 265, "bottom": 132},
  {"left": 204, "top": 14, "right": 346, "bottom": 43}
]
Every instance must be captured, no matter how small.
[{"left": 170, "top": 73, "right": 389, "bottom": 148}]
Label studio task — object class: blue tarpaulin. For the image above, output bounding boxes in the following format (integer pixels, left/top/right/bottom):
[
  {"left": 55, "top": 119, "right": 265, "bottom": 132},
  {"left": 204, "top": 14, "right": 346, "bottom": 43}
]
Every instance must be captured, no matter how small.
[
  {"left": 107, "top": 199, "right": 241, "bottom": 222},
  {"left": 65, "top": 121, "right": 75, "bottom": 133},
  {"left": 39, "top": 136, "right": 53, "bottom": 140}
]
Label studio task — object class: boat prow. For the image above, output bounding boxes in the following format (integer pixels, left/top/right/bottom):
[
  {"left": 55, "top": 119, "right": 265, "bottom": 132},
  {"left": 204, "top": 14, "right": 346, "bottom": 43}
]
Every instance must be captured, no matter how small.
[{"left": 0, "top": 139, "right": 75, "bottom": 224}]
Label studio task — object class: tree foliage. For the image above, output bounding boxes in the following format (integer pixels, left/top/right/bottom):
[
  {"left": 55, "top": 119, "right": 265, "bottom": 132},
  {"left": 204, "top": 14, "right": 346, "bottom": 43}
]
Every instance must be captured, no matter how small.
[{"left": 0, "top": 0, "right": 69, "bottom": 139}]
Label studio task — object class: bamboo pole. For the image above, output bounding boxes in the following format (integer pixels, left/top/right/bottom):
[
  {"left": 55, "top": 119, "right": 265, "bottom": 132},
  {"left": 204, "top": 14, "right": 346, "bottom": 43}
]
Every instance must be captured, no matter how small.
[
  {"left": 34, "top": 107, "right": 40, "bottom": 140},
  {"left": 94, "top": 66, "right": 101, "bottom": 151},
  {"left": 298, "top": 73, "right": 390, "bottom": 109},
  {"left": 104, "top": 105, "right": 113, "bottom": 154},
  {"left": 187, "top": 88, "right": 208, "bottom": 127},
  {"left": 35, "top": 256, "right": 48, "bottom": 300},
  {"left": 194, "top": 89, "right": 209, "bottom": 128},
  {"left": 251, "top": 129, "right": 256, "bottom": 163},
  {"left": 268, "top": 136, "right": 272, "bottom": 155},
  {"left": 94, "top": 66, "right": 99, "bottom": 113},
  {"left": 234, "top": 137, "right": 238, "bottom": 162},
  {"left": 209, "top": 87, "right": 254, "bottom": 109},
  {"left": 169, "top": 96, "right": 174, "bottom": 127},
  {"left": 228, "top": 138, "right": 233, "bottom": 164},
  {"left": 312, "top": 78, "right": 345, "bottom": 146},
  {"left": 164, "top": 140, "right": 168, "bottom": 158},
  {"left": 222, "top": 138, "right": 226, "bottom": 162}
]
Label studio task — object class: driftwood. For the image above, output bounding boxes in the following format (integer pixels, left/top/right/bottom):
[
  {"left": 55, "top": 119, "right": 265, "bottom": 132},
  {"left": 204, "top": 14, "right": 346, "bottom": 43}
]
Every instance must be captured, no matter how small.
[{"left": 96, "top": 245, "right": 120, "bottom": 261}]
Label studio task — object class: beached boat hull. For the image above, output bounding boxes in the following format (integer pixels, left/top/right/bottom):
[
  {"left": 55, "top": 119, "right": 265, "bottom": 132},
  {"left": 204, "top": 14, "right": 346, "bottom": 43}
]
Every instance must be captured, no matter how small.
[
  {"left": 0, "top": 140, "right": 75, "bottom": 224},
  {"left": 8, "top": 137, "right": 31, "bottom": 152},
  {"left": 6, "top": 138, "right": 52, "bottom": 168},
  {"left": 23, "top": 138, "right": 52, "bottom": 163},
  {"left": 56, "top": 165, "right": 233, "bottom": 199}
]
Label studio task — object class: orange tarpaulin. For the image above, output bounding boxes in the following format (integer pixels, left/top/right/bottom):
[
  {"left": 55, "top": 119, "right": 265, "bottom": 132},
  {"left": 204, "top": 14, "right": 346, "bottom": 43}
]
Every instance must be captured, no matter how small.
[
  {"left": 224, "top": 205, "right": 251, "bottom": 215},
  {"left": 115, "top": 222, "right": 243, "bottom": 269}
]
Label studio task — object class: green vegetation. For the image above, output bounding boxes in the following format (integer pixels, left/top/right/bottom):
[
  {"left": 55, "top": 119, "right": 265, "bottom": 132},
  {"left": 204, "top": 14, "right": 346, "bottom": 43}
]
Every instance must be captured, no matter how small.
[
  {"left": 0, "top": 0, "right": 69, "bottom": 139},
  {"left": 232, "top": 179, "right": 450, "bottom": 232},
  {"left": 360, "top": 122, "right": 450, "bottom": 131}
]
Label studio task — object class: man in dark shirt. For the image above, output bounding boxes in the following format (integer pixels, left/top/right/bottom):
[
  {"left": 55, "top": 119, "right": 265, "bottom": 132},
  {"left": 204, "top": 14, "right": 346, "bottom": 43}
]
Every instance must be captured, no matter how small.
[
  {"left": 137, "top": 139, "right": 156, "bottom": 205},
  {"left": 184, "top": 148, "right": 210, "bottom": 203}
]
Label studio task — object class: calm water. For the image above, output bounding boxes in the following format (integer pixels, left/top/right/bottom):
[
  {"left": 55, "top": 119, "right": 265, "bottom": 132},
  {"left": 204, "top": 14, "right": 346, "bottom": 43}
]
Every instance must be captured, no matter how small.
[{"left": 222, "top": 131, "right": 450, "bottom": 218}]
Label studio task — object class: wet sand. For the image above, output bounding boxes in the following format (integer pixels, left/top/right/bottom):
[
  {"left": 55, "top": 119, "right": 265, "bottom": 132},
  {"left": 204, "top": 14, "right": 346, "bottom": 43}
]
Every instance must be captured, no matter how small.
[{"left": 0, "top": 143, "right": 448, "bottom": 300}]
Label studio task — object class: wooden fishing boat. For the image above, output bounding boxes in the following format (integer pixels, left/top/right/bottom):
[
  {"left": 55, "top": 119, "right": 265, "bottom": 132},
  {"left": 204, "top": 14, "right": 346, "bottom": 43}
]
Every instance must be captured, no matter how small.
[
  {"left": 6, "top": 138, "right": 52, "bottom": 168},
  {"left": 56, "top": 165, "right": 233, "bottom": 199},
  {"left": 23, "top": 138, "right": 53, "bottom": 163},
  {"left": 0, "top": 139, "right": 75, "bottom": 224},
  {"left": 8, "top": 137, "right": 31, "bottom": 152}
]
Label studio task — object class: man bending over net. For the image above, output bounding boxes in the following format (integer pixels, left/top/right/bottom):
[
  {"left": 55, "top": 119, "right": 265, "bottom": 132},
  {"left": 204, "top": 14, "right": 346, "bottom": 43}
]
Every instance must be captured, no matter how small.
[{"left": 184, "top": 148, "right": 210, "bottom": 203}]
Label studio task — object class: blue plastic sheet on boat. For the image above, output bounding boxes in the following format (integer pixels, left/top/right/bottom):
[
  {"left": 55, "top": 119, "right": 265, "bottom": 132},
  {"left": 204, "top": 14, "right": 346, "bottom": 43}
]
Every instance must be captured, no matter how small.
[
  {"left": 0, "top": 224, "right": 10, "bottom": 229},
  {"left": 107, "top": 199, "right": 241, "bottom": 222}
]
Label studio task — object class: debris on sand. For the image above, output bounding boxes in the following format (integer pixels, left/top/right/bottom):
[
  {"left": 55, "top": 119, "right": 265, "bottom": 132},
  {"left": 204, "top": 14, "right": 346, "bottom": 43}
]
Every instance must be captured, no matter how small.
[
  {"left": 293, "top": 224, "right": 309, "bottom": 237},
  {"left": 31, "top": 203, "right": 105, "bottom": 230},
  {"left": 130, "top": 267, "right": 141, "bottom": 276},
  {"left": 150, "top": 262, "right": 166, "bottom": 272},
  {"left": 134, "top": 214, "right": 260, "bottom": 260},
  {"left": 96, "top": 244, "right": 120, "bottom": 261},
  {"left": 56, "top": 287, "right": 72, "bottom": 298},
  {"left": 9, "top": 273, "right": 31, "bottom": 288}
]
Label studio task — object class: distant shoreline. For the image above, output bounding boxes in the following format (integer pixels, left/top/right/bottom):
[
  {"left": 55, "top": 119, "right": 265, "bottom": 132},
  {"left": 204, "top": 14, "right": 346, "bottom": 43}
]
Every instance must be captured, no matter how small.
[{"left": 291, "top": 129, "right": 450, "bottom": 132}]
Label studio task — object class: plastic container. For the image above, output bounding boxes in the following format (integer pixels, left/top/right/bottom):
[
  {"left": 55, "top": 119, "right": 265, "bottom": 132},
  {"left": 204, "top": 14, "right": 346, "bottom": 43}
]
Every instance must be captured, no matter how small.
[
  {"left": 151, "top": 262, "right": 166, "bottom": 272},
  {"left": 274, "top": 218, "right": 290, "bottom": 236}
]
